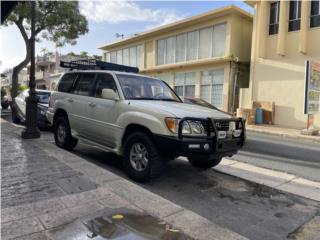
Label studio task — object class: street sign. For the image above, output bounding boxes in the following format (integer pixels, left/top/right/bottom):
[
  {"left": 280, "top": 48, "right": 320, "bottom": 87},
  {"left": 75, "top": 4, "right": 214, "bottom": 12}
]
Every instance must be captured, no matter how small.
[{"left": 304, "top": 60, "right": 320, "bottom": 115}]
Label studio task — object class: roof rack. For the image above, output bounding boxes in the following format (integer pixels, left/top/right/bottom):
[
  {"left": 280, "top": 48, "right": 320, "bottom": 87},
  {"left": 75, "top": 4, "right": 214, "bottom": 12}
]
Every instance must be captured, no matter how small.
[{"left": 60, "top": 59, "right": 139, "bottom": 73}]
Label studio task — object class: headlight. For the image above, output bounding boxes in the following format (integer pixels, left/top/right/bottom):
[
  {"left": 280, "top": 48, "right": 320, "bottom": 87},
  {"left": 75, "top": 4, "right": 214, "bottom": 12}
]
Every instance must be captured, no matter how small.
[
  {"left": 182, "top": 121, "right": 192, "bottom": 134},
  {"left": 166, "top": 118, "right": 206, "bottom": 135},
  {"left": 189, "top": 121, "right": 205, "bottom": 135}
]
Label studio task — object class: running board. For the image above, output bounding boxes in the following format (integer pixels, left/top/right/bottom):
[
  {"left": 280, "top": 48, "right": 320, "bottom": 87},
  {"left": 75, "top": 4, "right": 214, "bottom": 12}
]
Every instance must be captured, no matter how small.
[{"left": 75, "top": 135, "right": 119, "bottom": 155}]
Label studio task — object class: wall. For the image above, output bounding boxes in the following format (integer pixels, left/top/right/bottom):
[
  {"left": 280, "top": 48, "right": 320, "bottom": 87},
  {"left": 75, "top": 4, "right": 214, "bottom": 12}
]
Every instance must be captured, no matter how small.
[{"left": 240, "top": 1, "right": 320, "bottom": 128}]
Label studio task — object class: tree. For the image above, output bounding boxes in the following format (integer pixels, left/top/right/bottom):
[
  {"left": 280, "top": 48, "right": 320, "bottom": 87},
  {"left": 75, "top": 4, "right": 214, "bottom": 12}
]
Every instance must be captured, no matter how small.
[
  {"left": 40, "top": 47, "right": 48, "bottom": 56},
  {"left": 80, "top": 51, "right": 89, "bottom": 58},
  {"left": 4, "top": 1, "right": 88, "bottom": 98}
]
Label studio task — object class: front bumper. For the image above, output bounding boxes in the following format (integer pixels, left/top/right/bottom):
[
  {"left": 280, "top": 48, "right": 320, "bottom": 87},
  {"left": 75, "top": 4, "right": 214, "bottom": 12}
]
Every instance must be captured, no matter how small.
[{"left": 154, "top": 117, "right": 245, "bottom": 158}]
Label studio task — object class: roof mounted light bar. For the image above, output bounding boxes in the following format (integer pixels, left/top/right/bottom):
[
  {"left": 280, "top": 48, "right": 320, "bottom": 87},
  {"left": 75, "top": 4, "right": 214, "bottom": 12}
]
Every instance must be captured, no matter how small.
[{"left": 60, "top": 59, "right": 139, "bottom": 73}]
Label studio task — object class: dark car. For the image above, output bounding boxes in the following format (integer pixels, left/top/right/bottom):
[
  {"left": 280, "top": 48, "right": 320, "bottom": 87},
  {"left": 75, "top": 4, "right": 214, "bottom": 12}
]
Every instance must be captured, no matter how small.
[
  {"left": 11, "top": 89, "right": 51, "bottom": 129},
  {"left": 183, "top": 97, "right": 234, "bottom": 116}
]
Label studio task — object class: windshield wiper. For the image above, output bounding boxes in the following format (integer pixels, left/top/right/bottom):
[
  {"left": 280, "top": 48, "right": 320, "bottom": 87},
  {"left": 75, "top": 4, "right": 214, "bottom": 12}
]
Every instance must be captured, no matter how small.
[
  {"left": 157, "top": 98, "right": 180, "bottom": 102},
  {"left": 129, "top": 97, "right": 157, "bottom": 100}
]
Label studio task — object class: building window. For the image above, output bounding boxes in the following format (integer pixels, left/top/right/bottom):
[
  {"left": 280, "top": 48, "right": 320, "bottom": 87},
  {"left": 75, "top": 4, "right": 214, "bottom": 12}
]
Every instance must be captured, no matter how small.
[
  {"left": 200, "top": 69, "right": 224, "bottom": 109},
  {"left": 156, "top": 23, "right": 226, "bottom": 65},
  {"left": 289, "top": 0, "right": 301, "bottom": 31},
  {"left": 174, "top": 72, "right": 196, "bottom": 98},
  {"left": 269, "top": 1, "right": 280, "bottom": 35},
  {"left": 108, "top": 45, "right": 144, "bottom": 68},
  {"left": 311, "top": 0, "right": 320, "bottom": 28}
]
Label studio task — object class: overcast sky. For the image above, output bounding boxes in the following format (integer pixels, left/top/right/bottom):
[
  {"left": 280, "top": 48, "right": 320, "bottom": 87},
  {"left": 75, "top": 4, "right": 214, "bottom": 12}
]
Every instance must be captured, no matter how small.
[{"left": 0, "top": 0, "right": 253, "bottom": 72}]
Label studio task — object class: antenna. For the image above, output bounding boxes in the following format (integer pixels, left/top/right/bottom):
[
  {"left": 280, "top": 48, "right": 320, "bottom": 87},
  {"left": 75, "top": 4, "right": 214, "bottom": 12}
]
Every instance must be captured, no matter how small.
[{"left": 115, "top": 33, "right": 124, "bottom": 38}]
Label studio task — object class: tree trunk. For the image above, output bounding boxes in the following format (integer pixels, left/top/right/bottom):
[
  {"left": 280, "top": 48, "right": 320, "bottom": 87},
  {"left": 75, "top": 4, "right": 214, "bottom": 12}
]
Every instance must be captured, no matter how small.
[{"left": 10, "top": 41, "right": 31, "bottom": 99}]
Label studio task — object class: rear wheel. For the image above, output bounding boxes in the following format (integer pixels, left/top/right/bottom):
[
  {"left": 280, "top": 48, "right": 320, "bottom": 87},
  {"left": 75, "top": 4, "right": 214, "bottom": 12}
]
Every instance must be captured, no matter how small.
[
  {"left": 54, "top": 116, "right": 78, "bottom": 150},
  {"left": 188, "top": 156, "right": 222, "bottom": 169},
  {"left": 123, "top": 132, "right": 166, "bottom": 182}
]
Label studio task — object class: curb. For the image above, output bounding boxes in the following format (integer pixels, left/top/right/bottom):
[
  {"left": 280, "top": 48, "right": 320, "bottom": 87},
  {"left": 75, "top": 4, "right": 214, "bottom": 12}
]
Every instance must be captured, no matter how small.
[
  {"left": 246, "top": 128, "right": 320, "bottom": 144},
  {"left": 216, "top": 158, "right": 320, "bottom": 202}
]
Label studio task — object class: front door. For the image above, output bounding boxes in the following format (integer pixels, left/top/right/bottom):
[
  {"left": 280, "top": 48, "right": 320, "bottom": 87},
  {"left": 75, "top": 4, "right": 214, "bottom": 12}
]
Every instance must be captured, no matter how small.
[{"left": 87, "top": 73, "right": 120, "bottom": 148}]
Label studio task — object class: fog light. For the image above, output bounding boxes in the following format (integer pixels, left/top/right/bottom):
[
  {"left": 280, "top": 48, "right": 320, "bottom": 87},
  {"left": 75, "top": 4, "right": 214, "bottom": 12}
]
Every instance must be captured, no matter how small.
[
  {"left": 189, "top": 144, "right": 200, "bottom": 149},
  {"left": 233, "top": 129, "right": 242, "bottom": 137},
  {"left": 204, "top": 144, "right": 210, "bottom": 151}
]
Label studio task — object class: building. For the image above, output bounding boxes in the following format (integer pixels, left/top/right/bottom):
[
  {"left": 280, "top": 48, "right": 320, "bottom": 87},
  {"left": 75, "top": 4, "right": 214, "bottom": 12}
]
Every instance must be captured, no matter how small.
[
  {"left": 98, "top": 6, "right": 253, "bottom": 112},
  {"left": 240, "top": 0, "right": 320, "bottom": 128},
  {"left": 33, "top": 52, "right": 84, "bottom": 90}
]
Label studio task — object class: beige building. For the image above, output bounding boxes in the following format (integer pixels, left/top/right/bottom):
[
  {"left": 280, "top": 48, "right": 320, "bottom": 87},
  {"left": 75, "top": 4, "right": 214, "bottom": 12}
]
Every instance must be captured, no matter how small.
[
  {"left": 99, "top": 6, "right": 253, "bottom": 112},
  {"left": 240, "top": 0, "right": 320, "bottom": 128}
]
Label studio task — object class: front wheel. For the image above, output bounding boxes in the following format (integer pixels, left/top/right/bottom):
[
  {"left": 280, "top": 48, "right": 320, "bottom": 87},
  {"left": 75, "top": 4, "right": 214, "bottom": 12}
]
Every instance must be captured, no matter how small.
[
  {"left": 188, "top": 156, "right": 222, "bottom": 169},
  {"left": 122, "top": 132, "right": 167, "bottom": 182},
  {"left": 54, "top": 116, "right": 78, "bottom": 150}
]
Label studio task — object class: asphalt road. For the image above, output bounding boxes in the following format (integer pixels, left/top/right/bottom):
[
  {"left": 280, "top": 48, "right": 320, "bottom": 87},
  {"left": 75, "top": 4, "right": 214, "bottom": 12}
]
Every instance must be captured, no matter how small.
[{"left": 232, "top": 132, "right": 320, "bottom": 182}]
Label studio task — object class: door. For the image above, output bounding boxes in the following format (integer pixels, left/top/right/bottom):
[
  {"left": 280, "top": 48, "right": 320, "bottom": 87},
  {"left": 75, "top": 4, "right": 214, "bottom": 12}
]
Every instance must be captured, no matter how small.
[
  {"left": 69, "top": 73, "right": 96, "bottom": 137},
  {"left": 87, "top": 73, "right": 120, "bottom": 147}
]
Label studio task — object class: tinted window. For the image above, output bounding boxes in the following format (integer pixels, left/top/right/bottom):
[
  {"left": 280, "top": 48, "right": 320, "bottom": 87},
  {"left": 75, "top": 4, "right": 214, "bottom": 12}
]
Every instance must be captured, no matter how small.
[
  {"left": 94, "top": 74, "right": 117, "bottom": 98},
  {"left": 269, "top": 2, "right": 280, "bottom": 35},
  {"left": 72, "top": 73, "right": 95, "bottom": 96},
  {"left": 57, "top": 73, "right": 77, "bottom": 93},
  {"left": 288, "top": 0, "right": 301, "bottom": 31},
  {"left": 311, "top": 0, "right": 320, "bottom": 28}
]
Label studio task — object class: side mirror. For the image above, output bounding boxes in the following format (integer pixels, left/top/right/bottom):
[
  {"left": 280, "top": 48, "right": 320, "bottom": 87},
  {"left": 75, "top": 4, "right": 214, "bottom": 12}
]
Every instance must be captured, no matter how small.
[{"left": 101, "top": 89, "right": 119, "bottom": 101}]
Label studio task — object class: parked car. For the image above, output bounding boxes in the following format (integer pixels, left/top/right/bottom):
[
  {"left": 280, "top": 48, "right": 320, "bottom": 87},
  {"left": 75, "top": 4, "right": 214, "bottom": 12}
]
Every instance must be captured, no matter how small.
[
  {"left": 184, "top": 97, "right": 234, "bottom": 116},
  {"left": 1, "top": 96, "right": 10, "bottom": 110},
  {"left": 48, "top": 64, "right": 245, "bottom": 182},
  {"left": 11, "top": 89, "right": 51, "bottom": 129}
]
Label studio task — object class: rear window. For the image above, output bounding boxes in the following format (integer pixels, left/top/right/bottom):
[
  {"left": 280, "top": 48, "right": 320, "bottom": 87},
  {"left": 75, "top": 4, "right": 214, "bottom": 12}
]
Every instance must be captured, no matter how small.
[{"left": 57, "top": 73, "right": 77, "bottom": 93}]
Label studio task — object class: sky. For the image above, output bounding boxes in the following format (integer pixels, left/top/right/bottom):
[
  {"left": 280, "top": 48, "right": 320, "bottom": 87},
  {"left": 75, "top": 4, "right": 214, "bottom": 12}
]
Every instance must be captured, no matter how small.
[{"left": 0, "top": 0, "right": 253, "bottom": 72}]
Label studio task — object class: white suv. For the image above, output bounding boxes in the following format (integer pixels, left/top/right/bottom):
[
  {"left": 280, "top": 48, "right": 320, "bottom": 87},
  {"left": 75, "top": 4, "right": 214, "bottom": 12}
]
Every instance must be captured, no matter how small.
[{"left": 48, "top": 63, "right": 245, "bottom": 182}]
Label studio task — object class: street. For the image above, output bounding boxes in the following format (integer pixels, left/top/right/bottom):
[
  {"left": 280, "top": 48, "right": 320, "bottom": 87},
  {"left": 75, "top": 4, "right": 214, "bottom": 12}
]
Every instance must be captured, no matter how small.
[{"left": 233, "top": 132, "right": 320, "bottom": 182}]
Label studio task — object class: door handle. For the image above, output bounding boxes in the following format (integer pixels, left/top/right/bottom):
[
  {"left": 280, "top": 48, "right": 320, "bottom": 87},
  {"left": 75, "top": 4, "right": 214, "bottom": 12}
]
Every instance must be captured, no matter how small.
[
  {"left": 67, "top": 98, "right": 74, "bottom": 103},
  {"left": 88, "top": 102, "right": 96, "bottom": 107}
]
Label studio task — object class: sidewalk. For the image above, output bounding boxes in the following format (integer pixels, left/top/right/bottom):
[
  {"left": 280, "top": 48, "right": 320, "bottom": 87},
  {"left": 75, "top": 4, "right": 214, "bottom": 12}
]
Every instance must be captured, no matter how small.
[
  {"left": 246, "top": 124, "right": 320, "bottom": 144},
  {"left": 0, "top": 119, "right": 246, "bottom": 240}
]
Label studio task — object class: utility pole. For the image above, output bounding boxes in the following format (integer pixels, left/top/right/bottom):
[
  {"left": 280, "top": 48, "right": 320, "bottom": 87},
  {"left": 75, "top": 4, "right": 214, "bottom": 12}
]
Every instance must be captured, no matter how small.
[{"left": 21, "top": 1, "right": 40, "bottom": 139}]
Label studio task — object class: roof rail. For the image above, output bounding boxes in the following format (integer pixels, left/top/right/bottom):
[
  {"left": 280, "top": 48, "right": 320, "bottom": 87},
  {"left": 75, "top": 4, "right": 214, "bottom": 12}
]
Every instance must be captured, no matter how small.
[{"left": 60, "top": 59, "right": 139, "bottom": 73}]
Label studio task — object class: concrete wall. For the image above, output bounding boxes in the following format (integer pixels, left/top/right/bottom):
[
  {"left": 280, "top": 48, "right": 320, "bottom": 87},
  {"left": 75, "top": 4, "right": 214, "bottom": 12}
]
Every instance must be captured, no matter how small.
[{"left": 240, "top": 0, "right": 320, "bottom": 128}]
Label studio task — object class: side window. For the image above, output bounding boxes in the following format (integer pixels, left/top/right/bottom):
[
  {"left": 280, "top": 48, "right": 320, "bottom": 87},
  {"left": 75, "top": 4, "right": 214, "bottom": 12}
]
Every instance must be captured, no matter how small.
[
  {"left": 57, "top": 73, "right": 77, "bottom": 93},
  {"left": 94, "top": 74, "right": 118, "bottom": 98},
  {"left": 72, "top": 73, "right": 96, "bottom": 96}
]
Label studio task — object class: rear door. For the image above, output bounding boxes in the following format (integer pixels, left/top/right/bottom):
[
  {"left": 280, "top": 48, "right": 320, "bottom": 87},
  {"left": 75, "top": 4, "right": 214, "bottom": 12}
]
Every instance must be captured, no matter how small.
[
  {"left": 87, "top": 73, "right": 120, "bottom": 147},
  {"left": 56, "top": 73, "right": 78, "bottom": 128},
  {"left": 69, "top": 72, "right": 96, "bottom": 137}
]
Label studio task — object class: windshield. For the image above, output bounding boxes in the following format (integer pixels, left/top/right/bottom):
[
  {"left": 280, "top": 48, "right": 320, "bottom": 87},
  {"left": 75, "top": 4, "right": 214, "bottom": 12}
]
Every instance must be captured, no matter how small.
[
  {"left": 36, "top": 92, "right": 50, "bottom": 104},
  {"left": 116, "top": 74, "right": 181, "bottom": 102}
]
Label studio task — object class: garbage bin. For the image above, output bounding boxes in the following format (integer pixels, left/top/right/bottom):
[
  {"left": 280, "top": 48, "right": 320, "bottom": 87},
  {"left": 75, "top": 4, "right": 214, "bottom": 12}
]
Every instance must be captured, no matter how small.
[{"left": 255, "top": 108, "right": 263, "bottom": 124}]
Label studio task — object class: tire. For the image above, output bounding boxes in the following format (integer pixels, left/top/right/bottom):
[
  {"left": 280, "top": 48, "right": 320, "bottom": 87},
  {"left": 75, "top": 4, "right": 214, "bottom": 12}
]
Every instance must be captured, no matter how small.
[
  {"left": 188, "top": 156, "right": 222, "bottom": 169},
  {"left": 54, "top": 116, "right": 78, "bottom": 150},
  {"left": 11, "top": 106, "right": 21, "bottom": 124},
  {"left": 122, "top": 132, "right": 166, "bottom": 182}
]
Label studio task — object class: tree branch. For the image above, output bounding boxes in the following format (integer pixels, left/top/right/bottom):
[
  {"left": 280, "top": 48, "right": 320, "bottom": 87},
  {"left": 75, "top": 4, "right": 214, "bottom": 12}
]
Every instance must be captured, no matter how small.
[{"left": 14, "top": 17, "right": 28, "bottom": 44}]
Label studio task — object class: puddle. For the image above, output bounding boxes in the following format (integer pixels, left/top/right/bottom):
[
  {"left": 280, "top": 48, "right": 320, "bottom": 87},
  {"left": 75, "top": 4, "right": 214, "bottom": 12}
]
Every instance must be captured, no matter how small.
[{"left": 48, "top": 208, "right": 192, "bottom": 240}]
